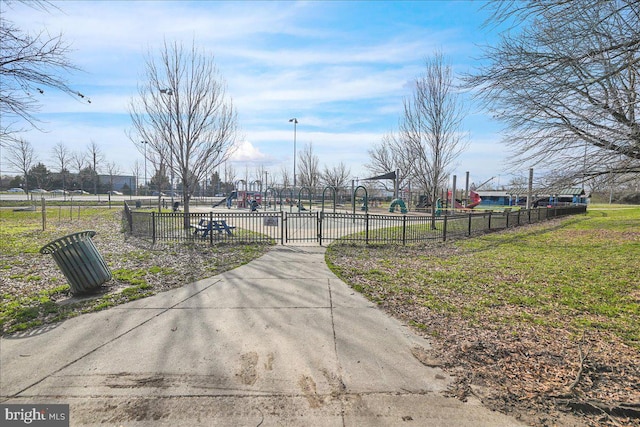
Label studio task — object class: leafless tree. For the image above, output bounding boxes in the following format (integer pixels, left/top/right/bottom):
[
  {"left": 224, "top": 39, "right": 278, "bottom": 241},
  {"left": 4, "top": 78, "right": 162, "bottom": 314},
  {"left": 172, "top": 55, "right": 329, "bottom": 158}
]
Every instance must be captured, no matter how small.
[
  {"left": 224, "top": 163, "right": 236, "bottom": 195},
  {"left": 297, "top": 142, "right": 320, "bottom": 191},
  {"left": 321, "top": 162, "right": 351, "bottom": 191},
  {"left": 70, "top": 152, "right": 86, "bottom": 191},
  {"left": 51, "top": 141, "right": 70, "bottom": 191},
  {"left": 105, "top": 161, "right": 120, "bottom": 193},
  {"left": 131, "top": 160, "right": 142, "bottom": 196},
  {"left": 5, "top": 138, "right": 36, "bottom": 195},
  {"left": 0, "top": 1, "right": 86, "bottom": 143},
  {"left": 142, "top": 137, "right": 170, "bottom": 211},
  {"left": 366, "top": 132, "right": 414, "bottom": 194},
  {"left": 253, "top": 164, "right": 268, "bottom": 192},
  {"left": 129, "top": 40, "right": 239, "bottom": 224},
  {"left": 278, "top": 165, "right": 292, "bottom": 190},
  {"left": 401, "top": 53, "right": 468, "bottom": 221},
  {"left": 86, "top": 140, "right": 104, "bottom": 195},
  {"left": 470, "top": 0, "right": 640, "bottom": 184}
]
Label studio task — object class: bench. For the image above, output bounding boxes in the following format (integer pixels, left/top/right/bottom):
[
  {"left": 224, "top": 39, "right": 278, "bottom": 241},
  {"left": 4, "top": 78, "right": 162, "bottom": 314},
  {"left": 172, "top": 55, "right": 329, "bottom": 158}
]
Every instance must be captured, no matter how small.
[{"left": 192, "top": 218, "right": 236, "bottom": 237}]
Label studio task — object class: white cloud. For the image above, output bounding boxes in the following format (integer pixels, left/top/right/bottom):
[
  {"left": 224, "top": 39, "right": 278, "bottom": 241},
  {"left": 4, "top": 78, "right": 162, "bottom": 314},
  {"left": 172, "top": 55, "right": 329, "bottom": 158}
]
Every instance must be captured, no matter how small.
[{"left": 229, "top": 140, "right": 272, "bottom": 163}]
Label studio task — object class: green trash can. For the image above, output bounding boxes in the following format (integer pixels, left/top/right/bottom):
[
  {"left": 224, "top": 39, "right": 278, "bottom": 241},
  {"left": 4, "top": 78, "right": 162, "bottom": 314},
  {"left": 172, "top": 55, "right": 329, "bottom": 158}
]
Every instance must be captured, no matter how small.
[{"left": 40, "top": 230, "right": 112, "bottom": 294}]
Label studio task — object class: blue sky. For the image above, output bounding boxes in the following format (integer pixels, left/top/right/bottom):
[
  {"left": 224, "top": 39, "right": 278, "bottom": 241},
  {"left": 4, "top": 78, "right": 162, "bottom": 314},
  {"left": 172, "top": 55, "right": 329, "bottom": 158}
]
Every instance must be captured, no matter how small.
[{"left": 4, "top": 0, "right": 512, "bottom": 188}]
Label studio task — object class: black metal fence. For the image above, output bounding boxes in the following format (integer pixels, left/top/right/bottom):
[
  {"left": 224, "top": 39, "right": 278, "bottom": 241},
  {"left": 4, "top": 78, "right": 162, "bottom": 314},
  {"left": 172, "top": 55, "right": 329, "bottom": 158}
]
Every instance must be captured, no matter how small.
[{"left": 123, "top": 202, "right": 587, "bottom": 246}]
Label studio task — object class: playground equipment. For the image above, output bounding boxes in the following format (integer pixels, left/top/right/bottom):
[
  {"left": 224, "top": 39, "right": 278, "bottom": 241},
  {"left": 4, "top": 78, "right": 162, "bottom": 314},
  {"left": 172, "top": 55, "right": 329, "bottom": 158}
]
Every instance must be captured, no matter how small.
[
  {"left": 297, "top": 187, "right": 313, "bottom": 212},
  {"left": 321, "top": 186, "right": 337, "bottom": 213},
  {"left": 447, "top": 189, "right": 482, "bottom": 209},
  {"left": 352, "top": 185, "right": 368, "bottom": 214},
  {"left": 389, "top": 198, "right": 408, "bottom": 214}
]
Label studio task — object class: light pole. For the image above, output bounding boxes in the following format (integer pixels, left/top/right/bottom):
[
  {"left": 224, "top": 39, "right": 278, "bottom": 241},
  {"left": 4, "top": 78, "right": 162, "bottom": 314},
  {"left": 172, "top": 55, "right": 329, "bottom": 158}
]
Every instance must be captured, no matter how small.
[
  {"left": 141, "top": 141, "right": 148, "bottom": 196},
  {"left": 289, "top": 118, "right": 297, "bottom": 189}
]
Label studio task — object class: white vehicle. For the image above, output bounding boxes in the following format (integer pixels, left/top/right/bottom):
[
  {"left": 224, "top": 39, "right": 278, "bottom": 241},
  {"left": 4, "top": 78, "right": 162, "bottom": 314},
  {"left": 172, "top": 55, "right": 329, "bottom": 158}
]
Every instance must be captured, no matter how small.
[{"left": 7, "top": 188, "right": 24, "bottom": 193}]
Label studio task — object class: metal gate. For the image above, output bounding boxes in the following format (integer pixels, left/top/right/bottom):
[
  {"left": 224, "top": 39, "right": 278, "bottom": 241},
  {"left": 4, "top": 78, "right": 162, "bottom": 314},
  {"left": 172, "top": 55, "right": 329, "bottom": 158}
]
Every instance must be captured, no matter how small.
[{"left": 284, "top": 212, "right": 320, "bottom": 244}]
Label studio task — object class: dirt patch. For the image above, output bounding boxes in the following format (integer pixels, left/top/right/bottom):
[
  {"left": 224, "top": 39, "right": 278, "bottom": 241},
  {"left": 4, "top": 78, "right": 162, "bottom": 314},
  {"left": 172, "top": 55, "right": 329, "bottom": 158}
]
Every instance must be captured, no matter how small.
[
  {"left": 237, "top": 351, "right": 259, "bottom": 386},
  {"left": 299, "top": 375, "right": 323, "bottom": 408}
]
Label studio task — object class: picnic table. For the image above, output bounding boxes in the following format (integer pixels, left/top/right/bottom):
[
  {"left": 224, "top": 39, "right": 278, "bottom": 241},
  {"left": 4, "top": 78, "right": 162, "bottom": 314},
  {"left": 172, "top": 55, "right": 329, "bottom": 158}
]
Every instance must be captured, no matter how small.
[{"left": 192, "top": 218, "right": 236, "bottom": 237}]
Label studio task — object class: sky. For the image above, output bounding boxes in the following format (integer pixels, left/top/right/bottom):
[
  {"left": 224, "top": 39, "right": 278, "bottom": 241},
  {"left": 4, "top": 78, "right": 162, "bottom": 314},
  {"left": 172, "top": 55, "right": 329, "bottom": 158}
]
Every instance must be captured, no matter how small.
[{"left": 2, "top": 0, "right": 513, "bottom": 189}]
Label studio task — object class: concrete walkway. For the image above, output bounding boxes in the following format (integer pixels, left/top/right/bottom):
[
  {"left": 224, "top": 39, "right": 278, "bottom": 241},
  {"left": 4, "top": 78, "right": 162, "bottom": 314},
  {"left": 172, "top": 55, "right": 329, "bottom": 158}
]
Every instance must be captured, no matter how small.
[{"left": 1, "top": 246, "right": 524, "bottom": 426}]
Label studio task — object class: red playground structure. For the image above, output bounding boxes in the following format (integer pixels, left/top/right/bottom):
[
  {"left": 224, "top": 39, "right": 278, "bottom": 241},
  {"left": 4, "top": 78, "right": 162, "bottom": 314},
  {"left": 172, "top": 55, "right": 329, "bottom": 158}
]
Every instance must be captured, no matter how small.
[{"left": 447, "top": 190, "right": 482, "bottom": 209}]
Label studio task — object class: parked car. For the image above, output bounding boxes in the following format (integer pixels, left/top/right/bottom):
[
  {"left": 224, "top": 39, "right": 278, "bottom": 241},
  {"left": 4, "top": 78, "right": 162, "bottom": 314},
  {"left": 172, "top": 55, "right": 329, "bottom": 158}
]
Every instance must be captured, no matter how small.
[
  {"left": 71, "top": 189, "right": 89, "bottom": 195},
  {"left": 152, "top": 191, "right": 166, "bottom": 196},
  {"left": 107, "top": 190, "right": 123, "bottom": 195},
  {"left": 30, "top": 188, "right": 48, "bottom": 193},
  {"left": 7, "top": 188, "right": 24, "bottom": 193},
  {"left": 51, "top": 189, "right": 68, "bottom": 194}
]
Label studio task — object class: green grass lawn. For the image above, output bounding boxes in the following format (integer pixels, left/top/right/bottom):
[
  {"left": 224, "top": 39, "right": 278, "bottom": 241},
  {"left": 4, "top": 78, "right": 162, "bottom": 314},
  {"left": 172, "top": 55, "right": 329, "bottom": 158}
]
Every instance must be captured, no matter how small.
[
  {"left": 326, "top": 205, "right": 639, "bottom": 424},
  {"left": 0, "top": 206, "right": 271, "bottom": 334},
  {"left": 328, "top": 205, "right": 639, "bottom": 348}
]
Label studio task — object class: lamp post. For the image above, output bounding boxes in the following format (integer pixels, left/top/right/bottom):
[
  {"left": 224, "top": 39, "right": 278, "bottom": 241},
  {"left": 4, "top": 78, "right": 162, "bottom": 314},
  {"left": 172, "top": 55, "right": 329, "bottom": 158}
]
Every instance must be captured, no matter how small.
[
  {"left": 289, "top": 118, "right": 298, "bottom": 188},
  {"left": 141, "top": 141, "right": 148, "bottom": 196}
]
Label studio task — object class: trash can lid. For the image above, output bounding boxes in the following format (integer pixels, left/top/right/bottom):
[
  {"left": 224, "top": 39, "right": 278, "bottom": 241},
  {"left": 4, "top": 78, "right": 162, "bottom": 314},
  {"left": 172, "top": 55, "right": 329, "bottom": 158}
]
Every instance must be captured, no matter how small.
[{"left": 40, "top": 230, "right": 97, "bottom": 255}]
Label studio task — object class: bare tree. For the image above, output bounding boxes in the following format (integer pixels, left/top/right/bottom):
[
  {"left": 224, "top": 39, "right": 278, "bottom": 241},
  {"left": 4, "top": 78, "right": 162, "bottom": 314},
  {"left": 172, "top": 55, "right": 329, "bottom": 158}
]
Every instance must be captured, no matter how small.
[
  {"left": 224, "top": 163, "right": 236, "bottom": 195},
  {"left": 297, "top": 142, "right": 320, "bottom": 191},
  {"left": 0, "top": 1, "right": 86, "bottom": 143},
  {"left": 105, "top": 161, "right": 120, "bottom": 193},
  {"left": 252, "top": 164, "right": 268, "bottom": 192},
  {"left": 131, "top": 160, "right": 142, "bottom": 196},
  {"left": 366, "top": 132, "right": 414, "bottom": 194},
  {"left": 401, "top": 53, "right": 468, "bottom": 221},
  {"left": 86, "top": 140, "right": 104, "bottom": 195},
  {"left": 51, "top": 141, "right": 70, "bottom": 192},
  {"left": 71, "top": 152, "right": 86, "bottom": 191},
  {"left": 129, "top": 40, "right": 239, "bottom": 224},
  {"left": 321, "top": 162, "right": 351, "bottom": 191},
  {"left": 5, "top": 138, "right": 36, "bottom": 195},
  {"left": 470, "top": 0, "right": 640, "bottom": 183},
  {"left": 278, "top": 164, "right": 292, "bottom": 190}
]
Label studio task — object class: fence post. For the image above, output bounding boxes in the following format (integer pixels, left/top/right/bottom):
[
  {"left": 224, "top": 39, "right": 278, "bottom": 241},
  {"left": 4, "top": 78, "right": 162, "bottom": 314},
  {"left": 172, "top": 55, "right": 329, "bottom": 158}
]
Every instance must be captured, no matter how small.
[
  {"left": 209, "top": 211, "right": 214, "bottom": 246},
  {"left": 282, "top": 211, "right": 286, "bottom": 245},
  {"left": 152, "top": 211, "right": 156, "bottom": 244},
  {"left": 468, "top": 213, "right": 472, "bottom": 236},
  {"left": 443, "top": 215, "right": 448, "bottom": 241},
  {"left": 318, "top": 211, "right": 323, "bottom": 246},
  {"left": 488, "top": 211, "right": 492, "bottom": 230},
  {"left": 402, "top": 215, "right": 407, "bottom": 245},
  {"left": 365, "top": 212, "right": 369, "bottom": 245}
]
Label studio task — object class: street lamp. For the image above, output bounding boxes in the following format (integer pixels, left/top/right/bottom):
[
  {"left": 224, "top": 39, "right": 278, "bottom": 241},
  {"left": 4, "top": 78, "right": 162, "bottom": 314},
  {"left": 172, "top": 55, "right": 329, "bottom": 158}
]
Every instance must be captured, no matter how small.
[
  {"left": 289, "top": 118, "right": 297, "bottom": 188},
  {"left": 141, "top": 141, "right": 148, "bottom": 196}
]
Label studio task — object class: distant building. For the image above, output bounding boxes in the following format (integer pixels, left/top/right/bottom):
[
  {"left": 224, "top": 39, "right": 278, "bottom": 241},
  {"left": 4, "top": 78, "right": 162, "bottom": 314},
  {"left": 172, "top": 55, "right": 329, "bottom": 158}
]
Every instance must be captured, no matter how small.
[
  {"left": 477, "top": 188, "right": 587, "bottom": 207},
  {"left": 98, "top": 174, "right": 136, "bottom": 192}
]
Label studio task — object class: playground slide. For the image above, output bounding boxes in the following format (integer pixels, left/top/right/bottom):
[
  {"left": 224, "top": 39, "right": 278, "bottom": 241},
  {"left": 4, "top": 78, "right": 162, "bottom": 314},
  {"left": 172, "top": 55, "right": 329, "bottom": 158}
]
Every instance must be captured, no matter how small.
[
  {"left": 447, "top": 190, "right": 482, "bottom": 209},
  {"left": 213, "top": 191, "right": 237, "bottom": 208},
  {"left": 212, "top": 197, "right": 227, "bottom": 208}
]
